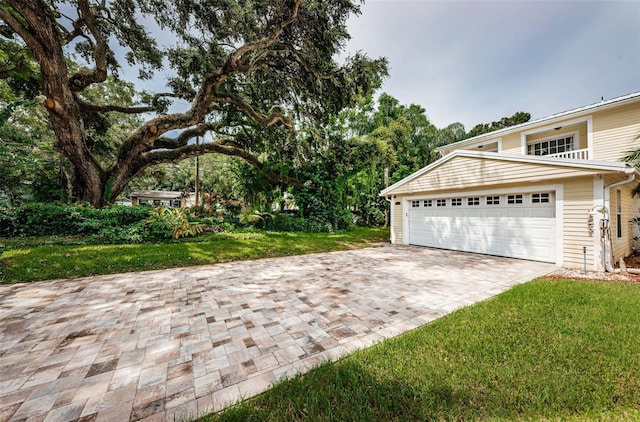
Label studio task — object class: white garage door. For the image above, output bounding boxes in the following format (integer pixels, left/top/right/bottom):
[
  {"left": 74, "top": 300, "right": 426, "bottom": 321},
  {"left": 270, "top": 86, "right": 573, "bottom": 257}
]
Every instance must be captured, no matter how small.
[{"left": 408, "top": 192, "right": 556, "bottom": 263}]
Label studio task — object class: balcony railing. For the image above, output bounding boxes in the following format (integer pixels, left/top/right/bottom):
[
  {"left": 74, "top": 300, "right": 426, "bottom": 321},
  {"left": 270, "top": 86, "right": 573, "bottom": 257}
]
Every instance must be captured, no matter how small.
[{"left": 546, "top": 148, "right": 589, "bottom": 160}]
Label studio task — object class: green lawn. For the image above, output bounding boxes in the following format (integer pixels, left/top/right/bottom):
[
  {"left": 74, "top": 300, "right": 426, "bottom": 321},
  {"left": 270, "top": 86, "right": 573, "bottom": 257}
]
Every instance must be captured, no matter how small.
[
  {"left": 202, "top": 279, "right": 640, "bottom": 422},
  {"left": 0, "top": 227, "right": 388, "bottom": 283}
]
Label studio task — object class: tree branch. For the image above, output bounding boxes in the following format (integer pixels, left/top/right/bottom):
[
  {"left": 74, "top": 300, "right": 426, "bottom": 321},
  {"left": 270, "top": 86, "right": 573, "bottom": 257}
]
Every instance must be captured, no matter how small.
[
  {"left": 75, "top": 97, "right": 155, "bottom": 114},
  {"left": 213, "top": 94, "right": 295, "bottom": 134},
  {"left": 276, "top": 43, "right": 345, "bottom": 80},
  {"left": 137, "top": 141, "right": 301, "bottom": 188},
  {"left": 151, "top": 125, "right": 208, "bottom": 150},
  {"left": 228, "top": 0, "right": 301, "bottom": 71},
  {"left": 68, "top": 0, "right": 108, "bottom": 92},
  {"left": 0, "top": 2, "right": 47, "bottom": 60}
]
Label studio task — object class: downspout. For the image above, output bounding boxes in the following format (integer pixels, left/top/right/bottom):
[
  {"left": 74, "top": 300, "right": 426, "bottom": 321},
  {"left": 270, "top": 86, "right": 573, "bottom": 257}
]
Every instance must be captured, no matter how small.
[{"left": 603, "top": 172, "right": 636, "bottom": 272}]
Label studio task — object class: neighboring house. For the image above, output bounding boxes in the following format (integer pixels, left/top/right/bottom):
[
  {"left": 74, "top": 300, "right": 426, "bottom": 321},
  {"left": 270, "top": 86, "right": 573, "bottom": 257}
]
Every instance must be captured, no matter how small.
[
  {"left": 381, "top": 92, "right": 640, "bottom": 271},
  {"left": 129, "top": 191, "right": 196, "bottom": 208}
]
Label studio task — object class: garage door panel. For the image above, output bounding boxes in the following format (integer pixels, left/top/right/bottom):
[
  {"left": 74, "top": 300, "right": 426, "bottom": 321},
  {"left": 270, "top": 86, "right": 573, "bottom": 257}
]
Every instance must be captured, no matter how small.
[{"left": 408, "top": 193, "right": 556, "bottom": 263}]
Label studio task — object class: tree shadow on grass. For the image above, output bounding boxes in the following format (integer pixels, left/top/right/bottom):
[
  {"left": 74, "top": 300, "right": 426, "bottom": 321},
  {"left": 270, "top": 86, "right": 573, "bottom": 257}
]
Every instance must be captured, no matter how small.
[{"left": 205, "top": 358, "right": 639, "bottom": 422}]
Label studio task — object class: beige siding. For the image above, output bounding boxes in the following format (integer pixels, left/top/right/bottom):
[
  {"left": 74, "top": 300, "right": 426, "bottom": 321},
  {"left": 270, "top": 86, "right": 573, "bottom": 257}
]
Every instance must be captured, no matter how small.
[
  {"left": 392, "top": 200, "right": 403, "bottom": 244},
  {"left": 610, "top": 179, "right": 635, "bottom": 262},
  {"left": 387, "top": 156, "right": 603, "bottom": 196},
  {"left": 562, "top": 177, "right": 595, "bottom": 269},
  {"left": 592, "top": 101, "right": 640, "bottom": 161},
  {"left": 497, "top": 133, "right": 521, "bottom": 154}
]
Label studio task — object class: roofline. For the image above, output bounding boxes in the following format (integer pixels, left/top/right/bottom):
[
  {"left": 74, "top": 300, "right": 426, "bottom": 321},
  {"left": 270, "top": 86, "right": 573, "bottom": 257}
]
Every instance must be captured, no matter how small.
[
  {"left": 128, "top": 190, "right": 195, "bottom": 198},
  {"left": 380, "top": 150, "right": 636, "bottom": 196},
  {"left": 435, "top": 91, "right": 640, "bottom": 153}
]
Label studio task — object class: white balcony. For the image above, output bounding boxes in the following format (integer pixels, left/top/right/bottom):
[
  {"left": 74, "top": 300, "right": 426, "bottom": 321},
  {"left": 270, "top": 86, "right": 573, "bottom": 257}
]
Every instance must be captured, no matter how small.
[{"left": 547, "top": 148, "right": 589, "bottom": 160}]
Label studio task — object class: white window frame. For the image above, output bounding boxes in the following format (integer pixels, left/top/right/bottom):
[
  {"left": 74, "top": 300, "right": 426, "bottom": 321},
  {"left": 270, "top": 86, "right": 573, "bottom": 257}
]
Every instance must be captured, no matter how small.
[
  {"left": 616, "top": 188, "right": 622, "bottom": 239},
  {"left": 520, "top": 116, "right": 592, "bottom": 159},
  {"left": 507, "top": 194, "right": 524, "bottom": 204},
  {"left": 532, "top": 192, "right": 551, "bottom": 204},
  {"left": 526, "top": 131, "right": 578, "bottom": 156},
  {"left": 486, "top": 196, "right": 500, "bottom": 205}
]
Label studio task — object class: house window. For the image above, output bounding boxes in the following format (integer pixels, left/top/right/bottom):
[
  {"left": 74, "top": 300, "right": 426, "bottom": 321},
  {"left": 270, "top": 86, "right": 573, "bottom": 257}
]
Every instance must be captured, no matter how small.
[
  {"left": 486, "top": 196, "right": 500, "bottom": 205},
  {"left": 507, "top": 194, "right": 523, "bottom": 204},
  {"left": 527, "top": 135, "right": 574, "bottom": 156},
  {"left": 424, "top": 199, "right": 432, "bottom": 207},
  {"left": 532, "top": 193, "right": 550, "bottom": 204},
  {"left": 436, "top": 199, "right": 446, "bottom": 207},
  {"left": 616, "top": 189, "right": 622, "bottom": 239},
  {"left": 411, "top": 200, "right": 420, "bottom": 208},
  {"left": 468, "top": 197, "right": 480, "bottom": 206},
  {"left": 451, "top": 198, "right": 462, "bottom": 206}
]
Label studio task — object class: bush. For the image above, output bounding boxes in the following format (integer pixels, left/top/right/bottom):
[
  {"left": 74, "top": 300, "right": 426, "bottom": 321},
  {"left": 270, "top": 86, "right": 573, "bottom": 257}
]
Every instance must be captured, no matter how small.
[
  {"left": 145, "top": 206, "right": 206, "bottom": 239},
  {"left": 0, "top": 203, "right": 151, "bottom": 238},
  {"left": 259, "top": 213, "right": 343, "bottom": 233}
]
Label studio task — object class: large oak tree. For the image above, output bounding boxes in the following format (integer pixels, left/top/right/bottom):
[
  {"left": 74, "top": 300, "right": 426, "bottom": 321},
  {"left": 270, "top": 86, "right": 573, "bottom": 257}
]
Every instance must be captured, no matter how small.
[{"left": 0, "top": 0, "right": 387, "bottom": 207}]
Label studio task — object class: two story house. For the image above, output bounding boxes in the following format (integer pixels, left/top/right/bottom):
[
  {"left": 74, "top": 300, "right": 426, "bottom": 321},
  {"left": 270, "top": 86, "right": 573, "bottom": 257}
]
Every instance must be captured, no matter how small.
[{"left": 380, "top": 92, "right": 640, "bottom": 271}]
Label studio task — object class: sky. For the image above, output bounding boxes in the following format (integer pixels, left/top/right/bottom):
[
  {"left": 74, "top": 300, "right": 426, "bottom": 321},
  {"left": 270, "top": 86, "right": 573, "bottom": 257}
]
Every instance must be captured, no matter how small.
[{"left": 343, "top": 0, "right": 640, "bottom": 130}]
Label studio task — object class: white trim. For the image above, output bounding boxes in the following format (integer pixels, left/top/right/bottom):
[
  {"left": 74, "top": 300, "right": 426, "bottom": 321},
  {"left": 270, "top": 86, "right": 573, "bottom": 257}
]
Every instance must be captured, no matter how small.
[
  {"left": 444, "top": 137, "right": 503, "bottom": 154},
  {"left": 436, "top": 91, "right": 640, "bottom": 153},
  {"left": 593, "top": 176, "right": 604, "bottom": 271},
  {"left": 604, "top": 185, "right": 612, "bottom": 262},
  {"left": 402, "top": 184, "right": 564, "bottom": 266},
  {"left": 389, "top": 197, "right": 395, "bottom": 244},
  {"left": 520, "top": 116, "right": 590, "bottom": 156},
  {"left": 616, "top": 188, "right": 623, "bottom": 242},
  {"left": 400, "top": 184, "right": 559, "bottom": 201},
  {"left": 402, "top": 199, "right": 409, "bottom": 245},
  {"left": 380, "top": 149, "right": 635, "bottom": 196},
  {"left": 586, "top": 116, "right": 594, "bottom": 160},
  {"left": 555, "top": 184, "right": 564, "bottom": 267},
  {"left": 525, "top": 130, "right": 579, "bottom": 156}
]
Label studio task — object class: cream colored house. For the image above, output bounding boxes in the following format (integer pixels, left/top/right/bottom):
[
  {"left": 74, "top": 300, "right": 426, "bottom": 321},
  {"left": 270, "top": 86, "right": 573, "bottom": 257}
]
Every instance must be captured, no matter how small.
[
  {"left": 129, "top": 191, "right": 196, "bottom": 208},
  {"left": 380, "top": 92, "right": 640, "bottom": 271}
]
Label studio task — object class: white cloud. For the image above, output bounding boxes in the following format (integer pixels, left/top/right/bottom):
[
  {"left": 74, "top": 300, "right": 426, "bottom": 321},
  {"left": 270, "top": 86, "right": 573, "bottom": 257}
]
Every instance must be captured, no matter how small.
[{"left": 346, "top": 0, "right": 640, "bottom": 129}]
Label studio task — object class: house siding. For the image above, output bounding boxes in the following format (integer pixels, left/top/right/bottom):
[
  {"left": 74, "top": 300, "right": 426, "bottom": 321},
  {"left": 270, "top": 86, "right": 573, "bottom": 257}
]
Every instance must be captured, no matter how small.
[
  {"left": 592, "top": 102, "right": 640, "bottom": 162},
  {"left": 392, "top": 200, "right": 403, "bottom": 244},
  {"left": 562, "top": 177, "right": 595, "bottom": 269},
  {"left": 389, "top": 176, "right": 639, "bottom": 268},
  {"left": 608, "top": 178, "right": 636, "bottom": 263},
  {"left": 495, "top": 133, "right": 520, "bottom": 154},
  {"left": 387, "top": 156, "right": 603, "bottom": 196}
]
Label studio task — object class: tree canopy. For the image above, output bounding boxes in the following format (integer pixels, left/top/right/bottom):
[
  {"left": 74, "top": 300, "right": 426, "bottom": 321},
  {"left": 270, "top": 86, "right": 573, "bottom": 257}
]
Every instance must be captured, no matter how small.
[
  {"left": 464, "top": 111, "right": 531, "bottom": 139},
  {"left": 0, "top": 0, "right": 388, "bottom": 207}
]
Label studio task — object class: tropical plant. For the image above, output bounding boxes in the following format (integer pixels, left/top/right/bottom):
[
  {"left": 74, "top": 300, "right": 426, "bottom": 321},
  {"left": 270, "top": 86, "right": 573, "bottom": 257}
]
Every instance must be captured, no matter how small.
[{"left": 146, "top": 206, "right": 205, "bottom": 239}]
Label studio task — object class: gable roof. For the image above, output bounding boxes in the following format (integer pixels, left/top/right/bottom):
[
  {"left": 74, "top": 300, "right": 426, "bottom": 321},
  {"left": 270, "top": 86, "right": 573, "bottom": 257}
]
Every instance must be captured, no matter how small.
[
  {"left": 380, "top": 150, "right": 637, "bottom": 196},
  {"left": 436, "top": 91, "right": 640, "bottom": 153}
]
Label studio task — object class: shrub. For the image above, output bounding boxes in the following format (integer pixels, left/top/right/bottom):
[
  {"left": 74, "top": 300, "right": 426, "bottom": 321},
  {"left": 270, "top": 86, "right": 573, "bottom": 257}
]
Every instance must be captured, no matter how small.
[
  {"left": 145, "top": 206, "right": 206, "bottom": 239},
  {"left": 0, "top": 203, "right": 152, "bottom": 238},
  {"left": 259, "top": 213, "right": 341, "bottom": 233}
]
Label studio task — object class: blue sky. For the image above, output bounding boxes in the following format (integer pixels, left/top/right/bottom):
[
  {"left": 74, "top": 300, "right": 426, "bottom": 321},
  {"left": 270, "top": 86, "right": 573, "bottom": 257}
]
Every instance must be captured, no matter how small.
[{"left": 344, "top": 0, "right": 640, "bottom": 130}]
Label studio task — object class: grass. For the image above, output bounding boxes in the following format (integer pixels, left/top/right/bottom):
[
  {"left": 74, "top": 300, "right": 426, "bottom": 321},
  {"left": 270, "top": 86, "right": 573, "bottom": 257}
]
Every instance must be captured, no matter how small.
[
  {"left": 0, "top": 227, "right": 388, "bottom": 283},
  {"left": 201, "top": 279, "right": 640, "bottom": 421}
]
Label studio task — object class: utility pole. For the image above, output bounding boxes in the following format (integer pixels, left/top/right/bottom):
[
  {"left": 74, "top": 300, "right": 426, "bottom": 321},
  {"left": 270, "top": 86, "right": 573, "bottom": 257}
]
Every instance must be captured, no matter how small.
[{"left": 195, "top": 136, "right": 200, "bottom": 207}]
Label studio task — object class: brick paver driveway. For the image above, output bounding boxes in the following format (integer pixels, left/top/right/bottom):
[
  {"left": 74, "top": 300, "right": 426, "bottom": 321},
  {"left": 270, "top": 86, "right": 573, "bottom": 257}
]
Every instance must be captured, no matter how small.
[{"left": 0, "top": 246, "right": 557, "bottom": 421}]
